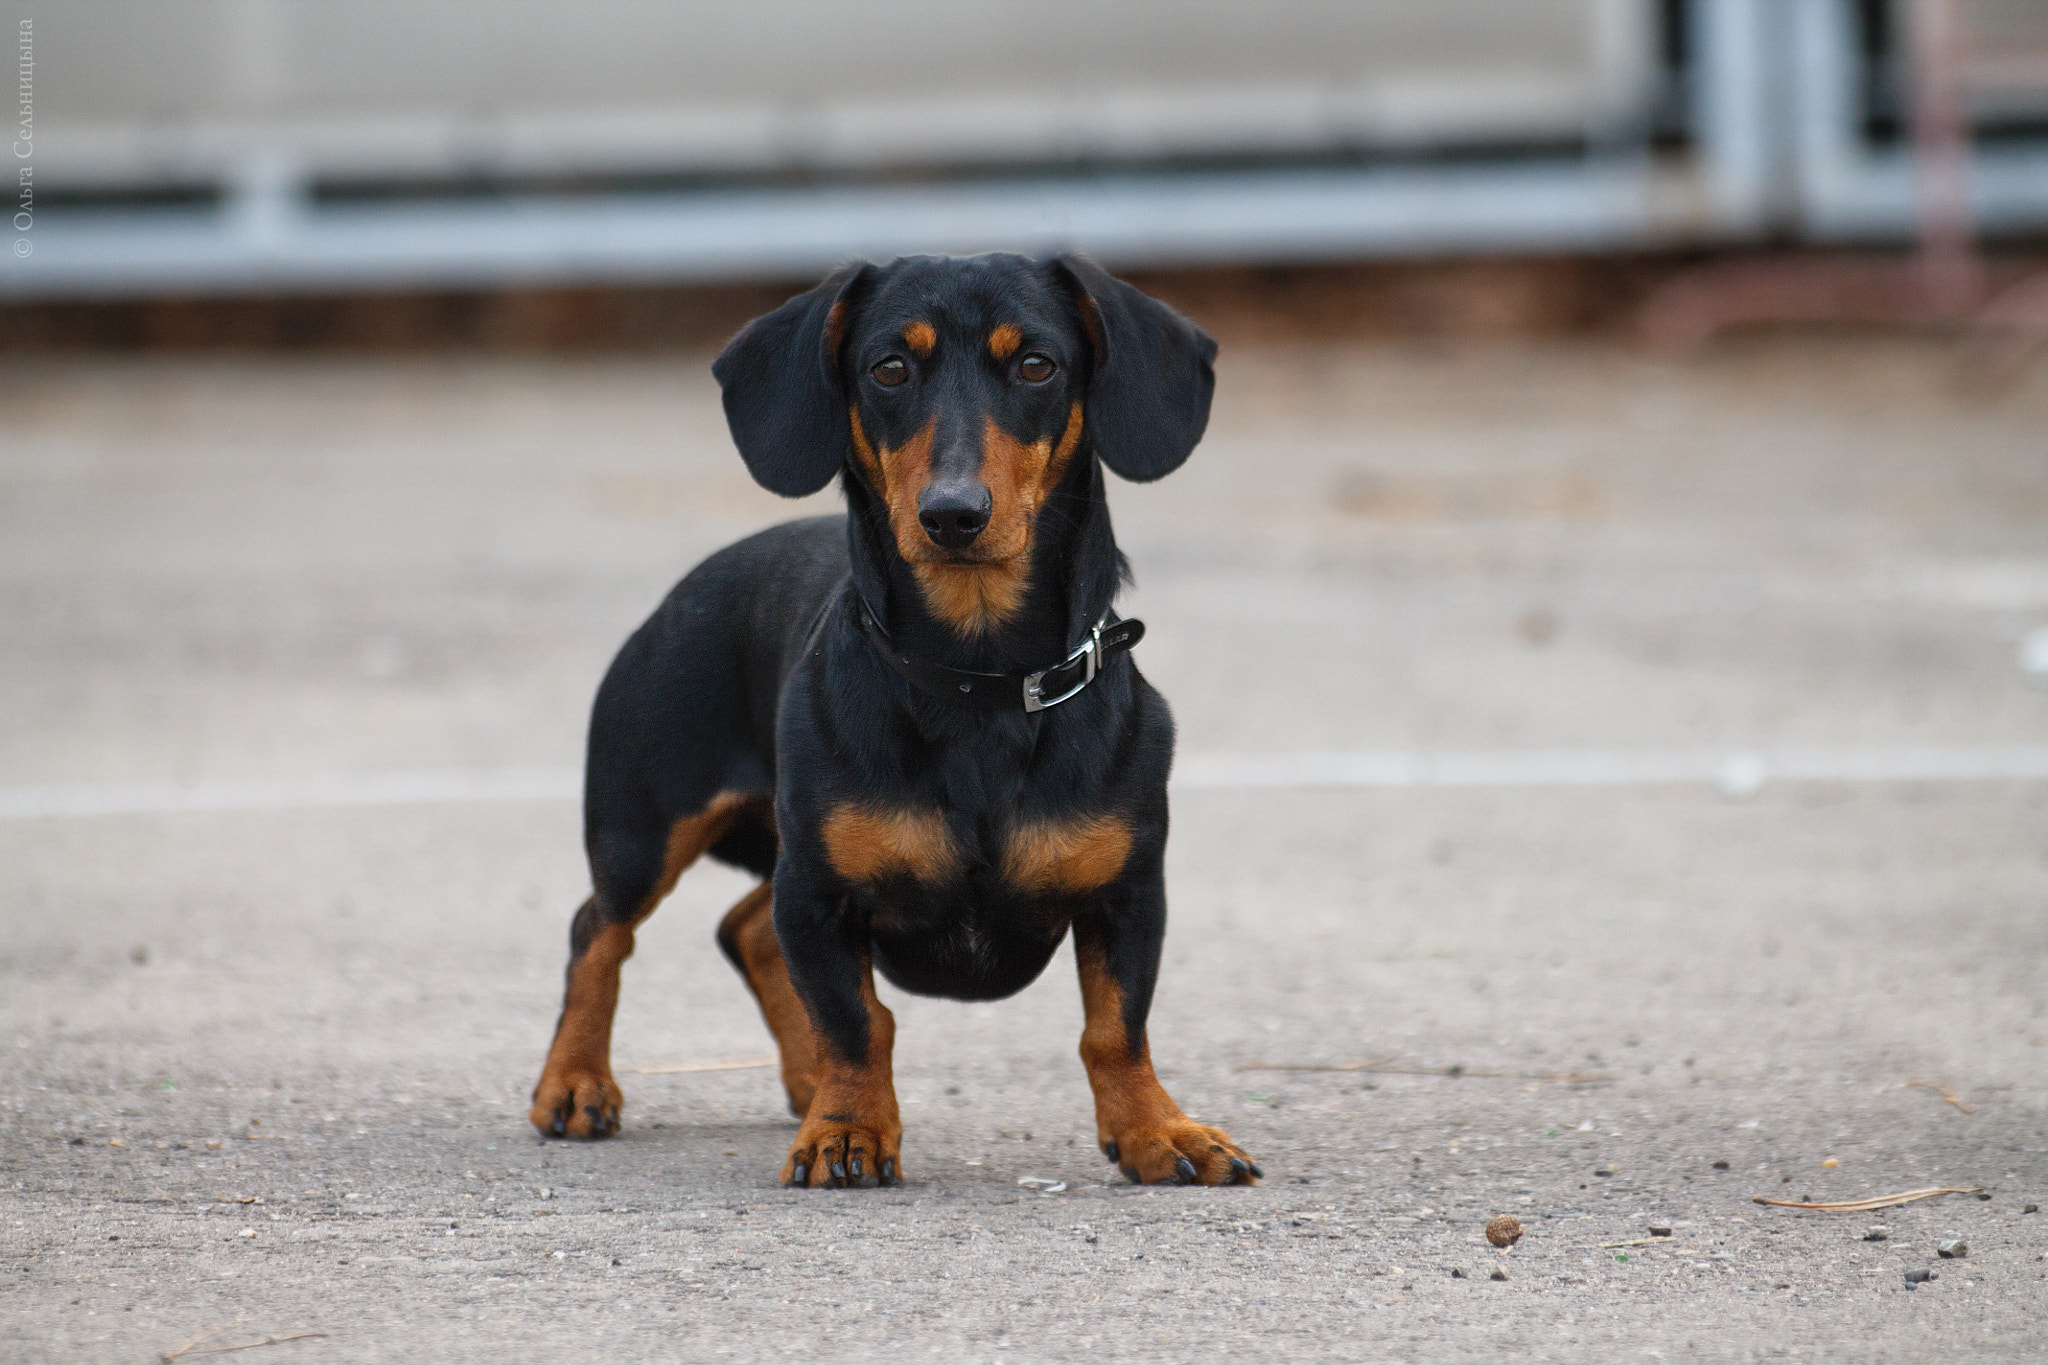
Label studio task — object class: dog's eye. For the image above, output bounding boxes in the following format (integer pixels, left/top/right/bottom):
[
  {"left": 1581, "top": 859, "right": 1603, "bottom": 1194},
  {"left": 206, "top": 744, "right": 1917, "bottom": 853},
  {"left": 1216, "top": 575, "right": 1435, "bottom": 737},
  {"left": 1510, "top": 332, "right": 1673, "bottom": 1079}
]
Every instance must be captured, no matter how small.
[
  {"left": 870, "top": 357, "right": 909, "bottom": 387},
  {"left": 1019, "top": 354, "right": 1055, "bottom": 383}
]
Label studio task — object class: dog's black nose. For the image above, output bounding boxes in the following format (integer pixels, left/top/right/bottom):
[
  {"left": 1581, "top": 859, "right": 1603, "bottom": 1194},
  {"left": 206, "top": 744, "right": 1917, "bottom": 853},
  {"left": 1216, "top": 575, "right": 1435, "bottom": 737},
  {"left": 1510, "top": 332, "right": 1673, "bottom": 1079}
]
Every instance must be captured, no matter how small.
[{"left": 917, "top": 483, "right": 991, "bottom": 549}]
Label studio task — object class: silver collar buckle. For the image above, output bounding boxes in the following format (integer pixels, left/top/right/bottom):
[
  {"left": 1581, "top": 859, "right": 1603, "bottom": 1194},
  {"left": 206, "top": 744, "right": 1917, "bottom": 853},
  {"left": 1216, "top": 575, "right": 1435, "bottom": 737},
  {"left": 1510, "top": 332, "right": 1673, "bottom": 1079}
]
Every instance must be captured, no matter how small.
[{"left": 1022, "top": 621, "right": 1102, "bottom": 713}]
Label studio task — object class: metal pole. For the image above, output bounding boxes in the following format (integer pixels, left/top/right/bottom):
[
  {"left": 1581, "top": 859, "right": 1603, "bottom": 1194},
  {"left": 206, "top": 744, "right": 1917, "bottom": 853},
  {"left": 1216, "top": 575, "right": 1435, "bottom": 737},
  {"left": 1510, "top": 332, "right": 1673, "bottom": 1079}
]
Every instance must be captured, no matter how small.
[{"left": 1908, "top": 0, "right": 1980, "bottom": 310}]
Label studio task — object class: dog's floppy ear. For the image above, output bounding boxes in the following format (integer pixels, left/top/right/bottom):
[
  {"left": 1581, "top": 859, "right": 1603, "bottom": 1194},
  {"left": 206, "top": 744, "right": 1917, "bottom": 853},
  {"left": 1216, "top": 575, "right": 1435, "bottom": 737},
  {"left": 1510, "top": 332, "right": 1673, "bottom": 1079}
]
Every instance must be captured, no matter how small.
[
  {"left": 1053, "top": 255, "right": 1217, "bottom": 482},
  {"left": 713, "top": 263, "right": 872, "bottom": 497}
]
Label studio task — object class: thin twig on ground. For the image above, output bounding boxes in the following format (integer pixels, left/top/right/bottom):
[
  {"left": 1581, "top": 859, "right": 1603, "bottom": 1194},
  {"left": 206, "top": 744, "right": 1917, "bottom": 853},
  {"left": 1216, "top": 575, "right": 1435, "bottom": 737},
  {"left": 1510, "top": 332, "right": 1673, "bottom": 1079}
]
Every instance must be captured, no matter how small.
[
  {"left": 1751, "top": 1187, "right": 1982, "bottom": 1212},
  {"left": 1235, "top": 1057, "right": 1610, "bottom": 1084},
  {"left": 160, "top": 1326, "right": 240, "bottom": 1363},
  {"left": 161, "top": 1329, "right": 326, "bottom": 1362},
  {"left": 1906, "top": 1079, "right": 1976, "bottom": 1113},
  {"left": 1234, "top": 1055, "right": 1398, "bottom": 1073},
  {"left": 624, "top": 1058, "right": 776, "bottom": 1075},
  {"left": 1598, "top": 1236, "right": 1676, "bottom": 1248}
]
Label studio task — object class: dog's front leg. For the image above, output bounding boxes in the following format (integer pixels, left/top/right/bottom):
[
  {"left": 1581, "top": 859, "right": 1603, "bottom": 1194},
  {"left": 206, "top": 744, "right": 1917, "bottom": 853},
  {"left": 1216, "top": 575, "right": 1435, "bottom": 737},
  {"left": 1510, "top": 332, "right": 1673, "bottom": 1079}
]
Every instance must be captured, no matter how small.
[
  {"left": 1074, "top": 881, "right": 1261, "bottom": 1186},
  {"left": 771, "top": 864, "right": 902, "bottom": 1188}
]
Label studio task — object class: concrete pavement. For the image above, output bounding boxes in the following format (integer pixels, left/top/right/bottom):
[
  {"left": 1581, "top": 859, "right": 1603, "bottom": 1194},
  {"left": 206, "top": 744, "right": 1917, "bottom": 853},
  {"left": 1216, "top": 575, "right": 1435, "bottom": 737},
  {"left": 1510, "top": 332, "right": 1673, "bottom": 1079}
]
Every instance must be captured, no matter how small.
[{"left": 3, "top": 337, "right": 2046, "bottom": 1361}]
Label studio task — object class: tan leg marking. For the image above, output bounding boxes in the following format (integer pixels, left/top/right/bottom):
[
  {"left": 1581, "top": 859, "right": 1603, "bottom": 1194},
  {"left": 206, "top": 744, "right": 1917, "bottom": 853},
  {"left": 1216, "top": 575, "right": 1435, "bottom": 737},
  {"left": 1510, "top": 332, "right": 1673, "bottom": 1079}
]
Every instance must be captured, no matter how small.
[
  {"left": 1074, "top": 925, "right": 1258, "bottom": 1185},
  {"left": 782, "top": 962, "right": 903, "bottom": 1188},
  {"left": 716, "top": 883, "right": 820, "bottom": 1117},
  {"left": 530, "top": 792, "right": 763, "bottom": 1138}
]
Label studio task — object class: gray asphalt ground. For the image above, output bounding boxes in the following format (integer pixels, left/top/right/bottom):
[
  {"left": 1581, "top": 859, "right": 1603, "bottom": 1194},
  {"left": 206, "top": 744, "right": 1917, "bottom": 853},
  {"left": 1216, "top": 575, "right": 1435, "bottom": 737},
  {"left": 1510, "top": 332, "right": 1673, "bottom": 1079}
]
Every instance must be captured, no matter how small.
[{"left": 4, "top": 335, "right": 2047, "bottom": 1363}]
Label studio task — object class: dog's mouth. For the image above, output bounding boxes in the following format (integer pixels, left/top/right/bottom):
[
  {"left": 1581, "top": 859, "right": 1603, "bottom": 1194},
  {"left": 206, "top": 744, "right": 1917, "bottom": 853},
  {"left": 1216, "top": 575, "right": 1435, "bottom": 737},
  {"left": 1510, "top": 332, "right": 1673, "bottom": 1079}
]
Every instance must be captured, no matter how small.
[
  {"left": 913, "top": 546, "right": 1016, "bottom": 569},
  {"left": 895, "top": 524, "right": 1029, "bottom": 570}
]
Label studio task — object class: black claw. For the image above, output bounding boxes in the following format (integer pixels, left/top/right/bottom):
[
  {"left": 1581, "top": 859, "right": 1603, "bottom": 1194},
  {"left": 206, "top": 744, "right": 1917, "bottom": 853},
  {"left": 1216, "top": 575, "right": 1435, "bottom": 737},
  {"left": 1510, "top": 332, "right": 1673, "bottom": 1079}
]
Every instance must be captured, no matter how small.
[
  {"left": 550, "top": 1118, "right": 565, "bottom": 1137},
  {"left": 830, "top": 1161, "right": 847, "bottom": 1183},
  {"left": 1103, "top": 1141, "right": 1120, "bottom": 1164},
  {"left": 1248, "top": 1162, "right": 1264, "bottom": 1179},
  {"left": 1174, "top": 1157, "right": 1198, "bottom": 1184},
  {"left": 1229, "top": 1157, "right": 1250, "bottom": 1180},
  {"left": 1121, "top": 1165, "right": 1141, "bottom": 1185},
  {"left": 850, "top": 1157, "right": 863, "bottom": 1178},
  {"left": 790, "top": 1162, "right": 807, "bottom": 1186},
  {"left": 880, "top": 1159, "right": 896, "bottom": 1182}
]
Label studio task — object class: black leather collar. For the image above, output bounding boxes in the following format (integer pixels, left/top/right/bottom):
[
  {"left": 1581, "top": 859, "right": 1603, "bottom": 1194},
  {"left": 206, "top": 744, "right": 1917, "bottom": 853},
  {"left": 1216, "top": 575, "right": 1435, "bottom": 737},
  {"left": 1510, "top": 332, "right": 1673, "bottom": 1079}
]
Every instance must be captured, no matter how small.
[{"left": 856, "top": 598, "right": 1144, "bottom": 713}]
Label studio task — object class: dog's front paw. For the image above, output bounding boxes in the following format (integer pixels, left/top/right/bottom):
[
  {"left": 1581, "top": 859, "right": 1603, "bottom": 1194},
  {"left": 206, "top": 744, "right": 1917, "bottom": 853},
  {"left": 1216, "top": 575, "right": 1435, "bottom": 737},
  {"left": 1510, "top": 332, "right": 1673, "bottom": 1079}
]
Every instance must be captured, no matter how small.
[
  {"left": 529, "top": 1062, "right": 623, "bottom": 1139},
  {"left": 1102, "top": 1119, "right": 1260, "bottom": 1186},
  {"left": 782, "top": 1111, "right": 902, "bottom": 1189}
]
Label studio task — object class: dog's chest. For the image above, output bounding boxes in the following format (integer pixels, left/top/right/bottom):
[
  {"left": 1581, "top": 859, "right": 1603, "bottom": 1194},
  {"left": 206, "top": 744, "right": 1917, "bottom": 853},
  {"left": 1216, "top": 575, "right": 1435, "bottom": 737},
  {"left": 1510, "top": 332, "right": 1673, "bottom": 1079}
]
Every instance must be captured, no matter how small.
[{"left": 821, "top": 803, "right": 1132, "bottom": 900}]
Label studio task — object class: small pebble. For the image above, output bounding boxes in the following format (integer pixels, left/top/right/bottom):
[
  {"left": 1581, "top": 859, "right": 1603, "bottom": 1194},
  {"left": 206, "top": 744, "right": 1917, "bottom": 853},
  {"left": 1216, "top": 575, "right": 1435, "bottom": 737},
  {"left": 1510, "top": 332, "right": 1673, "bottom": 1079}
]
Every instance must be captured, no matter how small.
[
  {"left": 1863, "top": 1227, "right": 1889, "bottom": 1242},
  {"left": 2023, "top": 1204, "right": 2039, "bottom": 1215},
  {"left": 1822, "top": 1158, "right": 1838, "bottom": 1169},
  {"left": 1711, "top": 1160, "right": 1729, "bottom": 1170},
  {"left": 1485, "top": 1215, "right": 1524, "bottom": 1248},
  {"left": 1648, "top": 1226, "right": 1672, "bottom": 1238},
  {"left": 1449, "top": 1268, "right": 1465, "bottom": 1279},
  {"left": 1593, "top": 1167, "right": 1615, "bottom": 1177},
  {"left": 1489, "top": 1268, "right": 1509, "bottom": 1281},
  {"left": 1904, "top": 1269, "right": 1936, "bottom": 1286},
  {"left": 1937, "top": 1239, "right": 1967, "bottom": 1259}
]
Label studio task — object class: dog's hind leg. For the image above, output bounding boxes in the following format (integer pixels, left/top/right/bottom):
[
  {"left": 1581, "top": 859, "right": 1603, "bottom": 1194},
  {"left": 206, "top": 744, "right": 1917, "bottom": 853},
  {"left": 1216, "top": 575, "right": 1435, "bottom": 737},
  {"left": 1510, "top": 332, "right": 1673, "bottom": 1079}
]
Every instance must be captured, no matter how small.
[
  {"left": 715, "top": 883, "right": 820, "bottom": 1118},
  {"left": 530, "top": 792, "right": 761, "bottom": 1139}
]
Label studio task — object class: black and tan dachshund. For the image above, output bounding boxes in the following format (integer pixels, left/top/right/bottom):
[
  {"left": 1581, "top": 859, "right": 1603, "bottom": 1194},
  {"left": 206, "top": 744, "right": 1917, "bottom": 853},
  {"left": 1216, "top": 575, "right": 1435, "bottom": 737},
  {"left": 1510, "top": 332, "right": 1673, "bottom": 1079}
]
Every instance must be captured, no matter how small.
[{"left": 529, "top": 252, "right": 1259, "bottom": 1188}]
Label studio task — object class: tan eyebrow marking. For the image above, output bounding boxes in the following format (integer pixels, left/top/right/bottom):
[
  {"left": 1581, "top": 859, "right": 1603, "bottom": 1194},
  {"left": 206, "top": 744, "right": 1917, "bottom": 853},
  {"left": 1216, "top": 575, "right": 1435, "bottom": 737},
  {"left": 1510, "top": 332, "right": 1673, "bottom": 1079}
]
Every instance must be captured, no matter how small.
[
  {"left": 987, "top": 324, "right": 1022, "bottom": 361},
  {"left": 901, "top": 321, "right": 936, "bottom": 357}
]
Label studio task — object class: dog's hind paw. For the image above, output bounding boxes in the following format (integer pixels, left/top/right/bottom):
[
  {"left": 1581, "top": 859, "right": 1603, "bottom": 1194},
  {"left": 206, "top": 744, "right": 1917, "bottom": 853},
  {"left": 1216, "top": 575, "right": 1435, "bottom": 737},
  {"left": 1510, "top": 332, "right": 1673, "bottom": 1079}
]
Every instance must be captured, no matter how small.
[{"left": 529, "top": 1064, "right": 623, "bottom": 1139}]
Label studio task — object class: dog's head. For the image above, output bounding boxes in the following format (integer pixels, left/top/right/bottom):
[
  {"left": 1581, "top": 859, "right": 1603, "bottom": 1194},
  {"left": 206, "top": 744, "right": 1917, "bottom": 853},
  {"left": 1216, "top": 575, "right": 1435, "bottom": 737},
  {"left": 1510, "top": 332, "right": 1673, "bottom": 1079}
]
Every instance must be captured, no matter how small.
[{"left": 714, "top": 254, "right": 1215, "bottom": 630}]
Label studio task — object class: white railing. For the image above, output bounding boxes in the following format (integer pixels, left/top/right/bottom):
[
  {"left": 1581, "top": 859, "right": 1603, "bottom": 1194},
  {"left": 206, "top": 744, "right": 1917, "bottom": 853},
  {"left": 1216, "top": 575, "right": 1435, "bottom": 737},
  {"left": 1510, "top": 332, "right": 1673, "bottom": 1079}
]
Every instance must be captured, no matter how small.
[{"left": 3, "top": 1, "right": 2043, "bottom": 299}]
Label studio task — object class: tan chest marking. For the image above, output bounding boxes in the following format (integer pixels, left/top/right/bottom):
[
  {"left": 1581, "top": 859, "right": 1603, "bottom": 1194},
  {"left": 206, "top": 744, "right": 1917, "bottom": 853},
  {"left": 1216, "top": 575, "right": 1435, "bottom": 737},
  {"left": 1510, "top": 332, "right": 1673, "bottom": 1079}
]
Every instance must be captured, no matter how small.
[
  {"left": 823, "top": 804, "right": 959, "bottom": 884},
  {"left": 1002, "top": 814, "right": 1133, "bottom": 895}
]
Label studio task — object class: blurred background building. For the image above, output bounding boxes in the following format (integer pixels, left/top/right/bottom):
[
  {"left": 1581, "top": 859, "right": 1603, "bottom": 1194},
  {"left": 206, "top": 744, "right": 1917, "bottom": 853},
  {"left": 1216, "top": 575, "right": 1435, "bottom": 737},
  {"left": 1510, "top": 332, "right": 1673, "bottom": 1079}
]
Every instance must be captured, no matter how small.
[{"left": 7, "top": 0, "right": 2047, "bottom": 314}]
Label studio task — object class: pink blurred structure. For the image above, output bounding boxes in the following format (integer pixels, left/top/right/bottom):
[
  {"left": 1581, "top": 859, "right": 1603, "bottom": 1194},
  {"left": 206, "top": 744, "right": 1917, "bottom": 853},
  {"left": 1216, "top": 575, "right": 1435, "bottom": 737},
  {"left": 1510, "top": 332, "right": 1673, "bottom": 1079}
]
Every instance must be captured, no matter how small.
[{"left": 1641, "top": 0, "right": 2048, "bottom": 371}]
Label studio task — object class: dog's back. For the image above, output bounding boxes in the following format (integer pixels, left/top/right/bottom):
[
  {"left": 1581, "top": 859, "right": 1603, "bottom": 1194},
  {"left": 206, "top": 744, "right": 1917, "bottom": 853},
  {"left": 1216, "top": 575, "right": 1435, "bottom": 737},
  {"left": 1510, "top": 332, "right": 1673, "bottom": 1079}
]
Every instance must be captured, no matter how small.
[{"left": 584, "top": 514, "right": 846, "bottom": 886}]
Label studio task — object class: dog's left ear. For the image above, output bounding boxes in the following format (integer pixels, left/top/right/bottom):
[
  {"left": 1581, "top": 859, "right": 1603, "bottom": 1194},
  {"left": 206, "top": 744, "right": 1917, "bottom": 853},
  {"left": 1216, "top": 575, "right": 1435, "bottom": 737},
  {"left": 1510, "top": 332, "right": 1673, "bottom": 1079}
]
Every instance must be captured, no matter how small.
[
  {"left": 1053, "top": 255, "right": 1217, "bottom": 482},
  {"left": 713, "top": 263, "right": 872, "bottom": 497}
]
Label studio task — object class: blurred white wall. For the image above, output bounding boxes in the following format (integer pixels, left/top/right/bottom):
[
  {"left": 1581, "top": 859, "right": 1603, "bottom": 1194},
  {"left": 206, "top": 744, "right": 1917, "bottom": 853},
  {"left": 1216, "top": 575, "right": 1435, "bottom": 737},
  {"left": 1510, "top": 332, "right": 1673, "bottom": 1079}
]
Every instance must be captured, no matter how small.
[
  {"left": 4, "top": 1, "right": 2046, "bottom": 298},
  {"left": 39, "top": 0, "right": 1656, "bottom": 188}
]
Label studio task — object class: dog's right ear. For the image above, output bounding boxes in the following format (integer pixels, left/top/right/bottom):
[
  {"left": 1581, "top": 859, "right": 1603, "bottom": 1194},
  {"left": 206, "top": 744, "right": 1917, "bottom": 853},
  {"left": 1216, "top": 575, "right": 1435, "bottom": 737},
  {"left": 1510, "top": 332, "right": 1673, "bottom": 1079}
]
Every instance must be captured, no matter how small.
[{"left": 713, "top": 264, "right": 872, "bottom": 497}]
